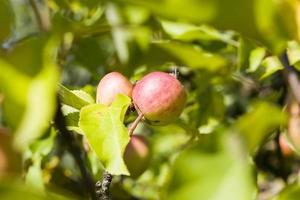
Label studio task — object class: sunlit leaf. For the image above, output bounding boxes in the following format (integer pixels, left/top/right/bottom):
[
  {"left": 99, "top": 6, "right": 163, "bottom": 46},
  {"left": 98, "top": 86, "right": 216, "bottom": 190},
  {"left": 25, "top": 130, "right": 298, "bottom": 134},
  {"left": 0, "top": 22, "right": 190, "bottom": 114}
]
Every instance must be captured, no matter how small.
[
  {"left": 0, "top": 59, "right": 30, "bottom": 105},
  {"left": 167, "top": 134, "right": 256, "bottom": 200},
  {"left": 58, "top": 84, "right": 92, "bottom": 110},
  {"left": 235, "top": 102, "right": 287, "bottom": 153},
  {"left": 13, "top": 39, "right": 60, "bottom": 151},
  {"left": 25, "top": 128, "right": 56, "bottom": 191},
  {"left": 275, "top": 183, "right": 300, "bottom": 200},
  {"left": 161, "top": 20, "right": 238, "bottom": 46},
  {"left": 154, "top": 41, "right": 227, "bottom": 70},
  {"left": 260, "top": 56, "right": 283, "bottom": 79},
  {"left": 287, "top": 40, "right": 300, "bottom": 71},
  {"left": 79, "top": 94, "right": 131, "bottom": 175},
  {"left": 248, "top": 47, "right": 266, "bottom": 73},
  {"left": 116, "top": 0, "right": 216, "bottom": 24}
]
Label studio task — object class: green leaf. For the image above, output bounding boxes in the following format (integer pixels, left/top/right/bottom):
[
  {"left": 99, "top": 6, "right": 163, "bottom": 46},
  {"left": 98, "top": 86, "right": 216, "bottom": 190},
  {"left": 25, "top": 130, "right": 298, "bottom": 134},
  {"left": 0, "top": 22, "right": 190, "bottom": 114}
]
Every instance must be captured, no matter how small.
[
  {"left": 248, "top": 47, "right": 266, "bottom": 73},
  {"left": 0, "top": 59, "right": 30, "bottom": 106},
  {"left": 79, "top": 94, "right": 131, "bottom": 175},
  {"left": 0, "top": 181, "right": 72, "bottom": 200},
  {"left": 260, "top": 56, "right": 283, "bottom": 79},
  {"left": 235, "top": 102, "right": 287, "bottom": 153},
  {"left": 25, "top": 128, "right": 56, "bottom": 191},
  {"left": 12, "top": 39, "right": 60, "bottom": 151},
  {"left": 116, "top": 0, "right": 216, "bottom": 24},
  {"left": 72, "top": 90, "right": 95, "bottom": 104},
  {"left": 58, "top": 84, "right": 92, "bottom": 110},
  {"left": 154, "top": 41, "right": 227, "bottom": 70},
  {"left": 275, "top": 183, "right": 300, "bottom": 200},
  {"left": 0, "top": 0, "right": 13, "bottom": 44},
  {"left": 25, "top": 158, "right": 44, "bottom": 191},
  {"left": 238, "top": 37, "right": 266, "bottom": 72},
  {"left": 287, "top": 40, "right": 300, "bottom": 71},
  {"left": 167, "top": 134, "right": 256, "bottom": 200},
  {"left": 161, "top": 20, "right": 238, "bottom": 46}
]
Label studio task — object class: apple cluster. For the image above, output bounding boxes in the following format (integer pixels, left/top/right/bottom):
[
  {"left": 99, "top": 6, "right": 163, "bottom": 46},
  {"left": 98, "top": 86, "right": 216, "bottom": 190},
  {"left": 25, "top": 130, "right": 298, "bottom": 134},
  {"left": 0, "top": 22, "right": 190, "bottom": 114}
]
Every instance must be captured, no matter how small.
[{"left": 96, "top": 71, "right": 187, "bottom": 178}]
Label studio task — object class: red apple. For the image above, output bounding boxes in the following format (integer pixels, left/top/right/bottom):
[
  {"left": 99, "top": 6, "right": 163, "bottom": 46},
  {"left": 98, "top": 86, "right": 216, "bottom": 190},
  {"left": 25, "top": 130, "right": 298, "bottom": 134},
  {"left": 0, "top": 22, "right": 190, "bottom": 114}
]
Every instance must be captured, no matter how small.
[
  {"left": 132, "top": 72, "right": 187, "bottom": 125},
  {"left": 124, "top": 135, "right": 150, "bottom": 178},
  {"left": 96, "top": 72, "right": 133, "bottom": 106},
  {"left": 287, "top": 101, "right": 300, "bottom": 153},
  {"left": 279, "top": 134, "right": 293, "bottom": 157}
]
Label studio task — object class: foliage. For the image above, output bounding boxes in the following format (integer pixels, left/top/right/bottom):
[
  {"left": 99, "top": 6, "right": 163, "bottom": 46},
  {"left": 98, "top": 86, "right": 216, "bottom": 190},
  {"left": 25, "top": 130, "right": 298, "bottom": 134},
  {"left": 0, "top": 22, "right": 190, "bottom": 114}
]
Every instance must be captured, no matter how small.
[{"left": 1, "top": 0, "right": 300, "bottom": 199}]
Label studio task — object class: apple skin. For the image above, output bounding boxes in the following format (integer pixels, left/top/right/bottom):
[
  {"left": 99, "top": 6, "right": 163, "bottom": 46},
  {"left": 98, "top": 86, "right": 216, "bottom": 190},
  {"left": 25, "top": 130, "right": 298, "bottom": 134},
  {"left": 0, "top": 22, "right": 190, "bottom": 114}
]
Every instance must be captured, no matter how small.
[
  {"left": 279, "top": 134, "right": 293, "bottom": 157},
  {"left": 124, "top": 135, "right": 150, "bottom": 179},
  {"left": 287, "top": 101, "right": 300, "bottom": 153},
  {"left": 132, "top": 72, "right": 187, "bottom": 125},
  {"left": 96, "top": 72, "right": 133, "bottom": 106}
]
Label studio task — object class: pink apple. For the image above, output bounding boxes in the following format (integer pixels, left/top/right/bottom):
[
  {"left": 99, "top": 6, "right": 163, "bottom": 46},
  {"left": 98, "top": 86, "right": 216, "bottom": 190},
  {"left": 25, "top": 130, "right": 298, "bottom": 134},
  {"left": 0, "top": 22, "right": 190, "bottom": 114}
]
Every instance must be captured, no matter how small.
[
  {"left": 124, "top": 135, "right": 150, "bottom": 178},
  {"left": 279, "top": 134, "right": 293, "bottom": 157},
  {"left": 96, "top": 72, "right": 133, "bottom": 106},
  {"left": 132, "top": 72, "right": 187, "bottom": 125}
]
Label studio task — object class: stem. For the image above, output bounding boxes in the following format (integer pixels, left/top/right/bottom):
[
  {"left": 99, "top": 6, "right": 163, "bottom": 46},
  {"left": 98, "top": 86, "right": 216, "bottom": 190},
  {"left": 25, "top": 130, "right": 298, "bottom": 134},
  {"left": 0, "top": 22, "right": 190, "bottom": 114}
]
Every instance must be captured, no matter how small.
[
  {"left": 280, "top": 52, "right": 300, "bottom": 104},
  {"left": 95, "top": 171, "right": 113, "bottom": 200},
  {"left": 171, "top": 66, "right": 179, "bottom": 79},
  {"left": 54, "top": 98, "right": 96, "bottom": 200},
  {"left": 28, "top": 0, "right": 50, "bottom": 32},
  {"left": 128, "top": 112, "right": 144, "bottom": 136}
]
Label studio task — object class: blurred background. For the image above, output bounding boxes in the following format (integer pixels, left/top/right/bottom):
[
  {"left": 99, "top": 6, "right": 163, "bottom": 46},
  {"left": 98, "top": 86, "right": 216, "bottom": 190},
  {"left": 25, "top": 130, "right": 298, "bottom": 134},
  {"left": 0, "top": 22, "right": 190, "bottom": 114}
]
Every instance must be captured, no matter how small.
[{"left": 1, "top": 0, "right": 300, "bottom": 199}]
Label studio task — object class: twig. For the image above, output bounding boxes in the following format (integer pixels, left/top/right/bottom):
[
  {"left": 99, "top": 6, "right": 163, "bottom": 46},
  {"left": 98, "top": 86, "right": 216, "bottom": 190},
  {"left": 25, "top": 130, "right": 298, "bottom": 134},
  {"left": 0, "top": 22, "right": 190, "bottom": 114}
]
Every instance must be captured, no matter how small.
[
  {"left": 128, "top": 112, "right": 144, "bottom": 136},
  {"left": 54, "top": 98, "right": 96, "bottom": 200},
  {"left": 1, "top": 32, "right": 39, "bottom": 51},
  {"left": 95, "top": 171, "right": 113, "bottom": 200},
  {"left": 280, "top": 52, "right": 300, "bottom": 104},
  {"left": 28, "top": 0, "right": 50, "bottom": 32}
]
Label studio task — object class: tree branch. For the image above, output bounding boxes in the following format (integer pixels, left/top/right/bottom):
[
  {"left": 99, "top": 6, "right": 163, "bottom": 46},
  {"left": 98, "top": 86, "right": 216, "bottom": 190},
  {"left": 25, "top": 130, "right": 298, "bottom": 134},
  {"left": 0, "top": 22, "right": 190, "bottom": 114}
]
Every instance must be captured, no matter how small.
[
  {"left": 280, "top": 52, "right": 300, "bottom": 104},
  {"left": 95, "top": 171, "right": 113, "bottom": 200},
  {"left": 54, "top": 98, "right": 96, "bottom": 200},
  {"left": 28, "top": 0, "right": 51, "bottom": 32}
]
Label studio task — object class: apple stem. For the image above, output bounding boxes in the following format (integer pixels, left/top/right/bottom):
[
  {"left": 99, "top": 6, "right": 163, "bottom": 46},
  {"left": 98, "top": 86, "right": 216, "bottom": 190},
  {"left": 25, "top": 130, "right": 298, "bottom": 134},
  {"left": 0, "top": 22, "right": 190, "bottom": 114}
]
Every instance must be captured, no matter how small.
[
  {"left": 128, "top": 112, "right": 144, "bottom": 137},
  {"left": 171, "top": 66, "right": 179, "bottom": 79}
]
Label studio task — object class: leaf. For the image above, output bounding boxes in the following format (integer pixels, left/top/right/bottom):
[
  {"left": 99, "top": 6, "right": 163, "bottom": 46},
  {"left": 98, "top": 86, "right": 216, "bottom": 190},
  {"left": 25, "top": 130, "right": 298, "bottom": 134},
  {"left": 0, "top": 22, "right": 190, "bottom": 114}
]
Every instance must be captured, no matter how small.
[
  {"left": 248, "top": 47, "right": 266, "bottom": 73},
  {"left": 0, "top": 59, "right": 30, "bottom": 105},
  {"left": 79, "top": 94, "right": 131, "bottom": 175},
  {"left": 275, "top": 183, "right": 300, "bottom": 200},
  {"left": 260, "top": 56, "right": 283, "bottom": 79},
  {"left": 0, "top": 0, "right": 13, "bottom": 44},
  {"left": 154, "top": 41, "right": 227, "bottom": 70},
  {"left": 120, "top": 0, "right": 296, "bottom": 53},
  {"left": 116, "top": 0, "right": 216, "bottom": 24},
  {"left": 287, "top": 40, "right": 300, "bottom": 71},
  {"left": 0, "top": 181, "right": 72, "bottom": 200},
  {"left": 161, "top": 20, "right": 238, "bottom": 46},
  {"left": 58, "top": 84, "right": 92, "bottom": 110},
  {"left": 167, "top": 134, "right": 256, "bottom": 200},
  {"left": 72, "top": 90, "right": 94, "bottom": 104},
  {"left": 235, "top": 102, "right": 287, "bottom": 153},
  {"left": 25, "top": 128, "right": 56, "bottom": 191},
  {"left": 12, "top": 39, "right": 60, "bottom": 151},
  {"left": 25, "top": 158, "right": 44, "bottom": 191}
]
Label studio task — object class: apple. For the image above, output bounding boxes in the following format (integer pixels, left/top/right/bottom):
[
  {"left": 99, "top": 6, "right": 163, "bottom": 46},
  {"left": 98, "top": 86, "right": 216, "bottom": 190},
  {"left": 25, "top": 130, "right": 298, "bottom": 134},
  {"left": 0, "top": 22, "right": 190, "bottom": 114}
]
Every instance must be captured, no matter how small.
[
  {"left": 132, "top": 72, "right": 187, "bottom": 125},
  {"left": 279, "top": 134, "right": 293, "bottom": 157},
  {"left": 124, "top": 135, "right": 150, "bottom": 178},
  {"left": 96, "top": 72, "right": 133, "bottom": 106},
  {"left": 287, "top": 101, "right": 300, "bottom": 154}
]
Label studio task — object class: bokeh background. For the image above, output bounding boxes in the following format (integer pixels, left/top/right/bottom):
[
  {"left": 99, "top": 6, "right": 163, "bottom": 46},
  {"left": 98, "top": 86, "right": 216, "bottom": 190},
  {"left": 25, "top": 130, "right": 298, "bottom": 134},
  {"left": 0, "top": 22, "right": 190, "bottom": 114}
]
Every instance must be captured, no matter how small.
[{"left": 1, "top": 0, "right": 300, "bottom": 199}]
